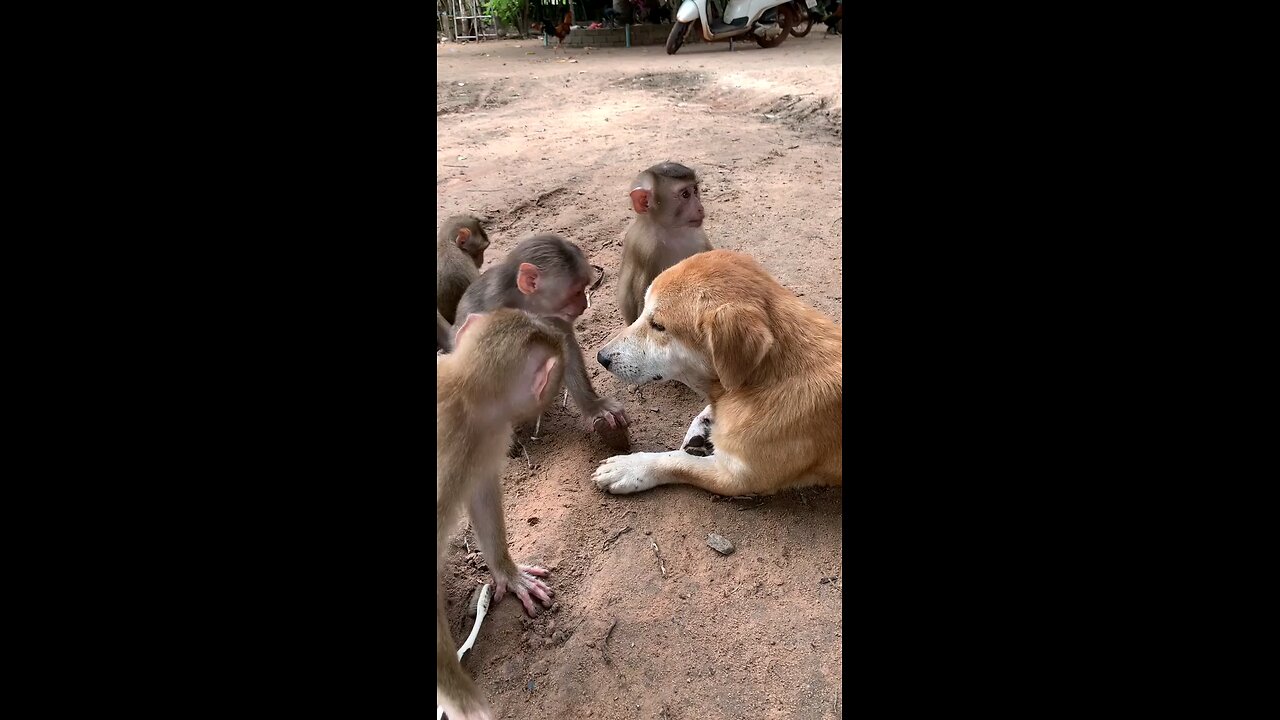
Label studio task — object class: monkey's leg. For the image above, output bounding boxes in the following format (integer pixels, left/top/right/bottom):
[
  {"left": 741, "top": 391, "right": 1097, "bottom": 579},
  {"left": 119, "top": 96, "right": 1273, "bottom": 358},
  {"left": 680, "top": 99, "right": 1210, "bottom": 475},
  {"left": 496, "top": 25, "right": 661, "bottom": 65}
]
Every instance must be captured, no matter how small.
[
  {"left": 592, "top": 449, "right": 754, "bottom": 496},
  {"left": 467, "top": 477, "right": 554, "bottom": 616},
  {"left": 681, "top": 404, "right": 715, "bottom": 456},
  {"left": 438, "top": 576, "right": 493, "bottom": 720}
]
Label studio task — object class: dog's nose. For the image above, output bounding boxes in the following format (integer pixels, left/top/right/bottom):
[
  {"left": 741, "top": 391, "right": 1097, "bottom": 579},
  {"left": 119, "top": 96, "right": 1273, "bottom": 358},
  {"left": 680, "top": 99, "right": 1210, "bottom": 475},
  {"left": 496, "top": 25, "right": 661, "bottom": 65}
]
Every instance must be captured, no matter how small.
[{"left": 597, "top": 350, "right": 612, "bottom": 369}]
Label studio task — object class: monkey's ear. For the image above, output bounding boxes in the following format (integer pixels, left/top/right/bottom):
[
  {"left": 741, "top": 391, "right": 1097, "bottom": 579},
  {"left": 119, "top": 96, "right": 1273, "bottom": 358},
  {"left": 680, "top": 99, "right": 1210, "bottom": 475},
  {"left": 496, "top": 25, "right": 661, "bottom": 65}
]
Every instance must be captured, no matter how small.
[
  {"left": 531, "top": 355, "right": 558, "bottom": 403},
  {"left": 703, "top": 303, "right": 773, "bottom": 392},
  {"left": 517, "top": 263, "right": 540, "bottom": 295},
  {"left": 455, "top": 227, "right": 471, "bottom": 247},
  {"left": 629, "top": 188, "right": 651, "bottom": 214},
  {"left": 455, "top": 313, "right": 485, "bottom": 345}
]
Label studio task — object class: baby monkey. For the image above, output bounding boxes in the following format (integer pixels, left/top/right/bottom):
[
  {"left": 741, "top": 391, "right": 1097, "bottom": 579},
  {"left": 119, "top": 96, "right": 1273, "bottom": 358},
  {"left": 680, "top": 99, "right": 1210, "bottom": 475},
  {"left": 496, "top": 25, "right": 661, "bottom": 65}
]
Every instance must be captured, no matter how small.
[
  {"left": 453, "top": 233, "right": 630, "bottom": 448},
  {"left": 617, "top": 162, "right": 713, "bottom": 326},
  {"left": 437, "top": 309, "right": 562, "bottom": 720},
  {"left": 437, "top": 214, "right": 490, "bottom": 351}
]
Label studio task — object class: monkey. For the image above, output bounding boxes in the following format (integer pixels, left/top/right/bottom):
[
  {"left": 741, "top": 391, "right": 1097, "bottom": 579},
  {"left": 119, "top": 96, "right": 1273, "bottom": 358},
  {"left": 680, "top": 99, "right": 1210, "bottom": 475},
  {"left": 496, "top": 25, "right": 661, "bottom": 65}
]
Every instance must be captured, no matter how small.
[
  {"left": 436, "top": 309, "right": 453, "bottom": 353},
  {"left": 452, "top": 233, "right": 630, "bottom": 449},
  {"left": 617, "top": 162, "right": 713, "bottom": 326},
  {"left": 437, "top": 215, "right": 490, "bottom": 350},
  {"left": 437, "top": 309, "right": 563, "bottom": 720}
]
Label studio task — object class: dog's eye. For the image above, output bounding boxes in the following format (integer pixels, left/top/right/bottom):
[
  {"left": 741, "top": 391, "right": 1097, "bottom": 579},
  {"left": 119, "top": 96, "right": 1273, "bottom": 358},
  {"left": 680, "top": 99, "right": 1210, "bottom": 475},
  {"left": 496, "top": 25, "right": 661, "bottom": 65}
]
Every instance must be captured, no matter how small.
[{"left": 649, "top": 320, "right": 665, "bottom": 332}]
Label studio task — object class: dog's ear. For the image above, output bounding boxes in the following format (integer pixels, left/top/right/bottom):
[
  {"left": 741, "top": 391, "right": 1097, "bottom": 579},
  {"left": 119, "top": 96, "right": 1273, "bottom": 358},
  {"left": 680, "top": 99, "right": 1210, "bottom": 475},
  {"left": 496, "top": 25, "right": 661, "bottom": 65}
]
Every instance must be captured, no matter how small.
[{"left": 703, "top": 303, "right": 773, "bottom": 392}]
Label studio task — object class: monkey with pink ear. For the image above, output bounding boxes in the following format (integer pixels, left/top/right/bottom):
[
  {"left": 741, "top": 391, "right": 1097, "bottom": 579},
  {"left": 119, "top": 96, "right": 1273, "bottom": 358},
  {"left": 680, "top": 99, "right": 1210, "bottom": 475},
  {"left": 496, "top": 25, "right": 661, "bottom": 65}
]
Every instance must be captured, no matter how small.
[
  {"left": 436, "top": 214, "right": 491, "bottom": 351},
  {"left": 617, "top": 162, "right": 714, "bottom": 327}
]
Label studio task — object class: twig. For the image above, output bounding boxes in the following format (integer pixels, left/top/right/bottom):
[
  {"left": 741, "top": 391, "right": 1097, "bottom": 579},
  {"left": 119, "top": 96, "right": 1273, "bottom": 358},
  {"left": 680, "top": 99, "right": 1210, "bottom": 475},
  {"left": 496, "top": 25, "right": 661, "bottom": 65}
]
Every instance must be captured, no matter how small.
[
  {"left": 443, "top": 164, "right": 468, "bottom": 167},
  {"left": 602, "top": 525, "right": 632, "bottom": 550},
  {"left": 464, "top": 189, "right": 500, "bottom": 192},
  {"left": 650, "top": 538, "right": 666, "bottom": 578},
  {"left": 530, "top": 413, "right": 543, "bottom": 440},
  {"left": 600, "top": 617, "right": 619, "bottom": 664},
  {"left": 562, "top": 388, "right": 569, "bottom": 409},
  {"left": 514, "top": 437, "right": 532, "bottom": 475},
  {"left": 586, "top": 264, "right": 604, "bottom": 309}
]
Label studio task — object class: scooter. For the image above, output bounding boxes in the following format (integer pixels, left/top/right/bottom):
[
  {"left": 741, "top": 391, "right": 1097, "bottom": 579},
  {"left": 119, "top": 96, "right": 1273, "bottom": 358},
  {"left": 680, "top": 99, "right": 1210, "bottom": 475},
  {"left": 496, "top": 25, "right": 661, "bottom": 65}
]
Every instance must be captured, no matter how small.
[
  {"left": 787, "top": 0, "right": 822, "bottom": 37},
  {"left": 665, "top": 0, "right": 810, "bottom": 54}
]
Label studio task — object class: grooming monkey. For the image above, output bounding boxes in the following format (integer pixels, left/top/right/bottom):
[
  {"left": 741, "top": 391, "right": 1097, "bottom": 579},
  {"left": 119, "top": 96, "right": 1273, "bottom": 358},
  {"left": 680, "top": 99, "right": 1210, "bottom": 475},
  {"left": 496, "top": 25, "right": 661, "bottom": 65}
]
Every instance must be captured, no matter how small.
[
  {"left": 438, "top": 309, "right": 562, "bottom": 720},
  {"left": 617, "top": 162, "right": 713, "bottom": 326},
  {"left": 437, "top": 215, "right": 490, "bottom": 351},
  {"left": 452, "top": 233, "right": 630, "bottom": 447}
]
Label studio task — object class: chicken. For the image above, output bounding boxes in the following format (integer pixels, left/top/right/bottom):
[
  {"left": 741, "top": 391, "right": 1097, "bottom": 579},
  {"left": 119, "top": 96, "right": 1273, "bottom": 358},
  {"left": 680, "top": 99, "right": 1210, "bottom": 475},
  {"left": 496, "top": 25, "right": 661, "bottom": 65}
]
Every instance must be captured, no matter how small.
[{"left": 537, "top": 9, "right": 572, "bottom": 46}]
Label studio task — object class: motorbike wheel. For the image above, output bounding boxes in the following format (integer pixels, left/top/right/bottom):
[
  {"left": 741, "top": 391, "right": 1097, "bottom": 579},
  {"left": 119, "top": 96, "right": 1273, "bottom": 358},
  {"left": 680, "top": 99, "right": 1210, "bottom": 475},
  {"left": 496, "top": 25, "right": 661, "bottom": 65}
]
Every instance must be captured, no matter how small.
[
  {"left": 790, "top": 5, "right": 814, "bottom": 37},
  {"left": 666, "top": 20, "right": 693, "bottom": 55},
  {"left": 755, "top": 5, "right": 795, "bottom": 48}
]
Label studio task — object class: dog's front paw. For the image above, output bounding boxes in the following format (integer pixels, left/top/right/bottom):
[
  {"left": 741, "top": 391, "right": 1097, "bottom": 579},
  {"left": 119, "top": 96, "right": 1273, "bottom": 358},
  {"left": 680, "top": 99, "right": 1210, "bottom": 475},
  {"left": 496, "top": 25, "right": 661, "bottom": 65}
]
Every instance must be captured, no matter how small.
[{"left": 592, "top": 453, "right": 659, "bottom": 495}]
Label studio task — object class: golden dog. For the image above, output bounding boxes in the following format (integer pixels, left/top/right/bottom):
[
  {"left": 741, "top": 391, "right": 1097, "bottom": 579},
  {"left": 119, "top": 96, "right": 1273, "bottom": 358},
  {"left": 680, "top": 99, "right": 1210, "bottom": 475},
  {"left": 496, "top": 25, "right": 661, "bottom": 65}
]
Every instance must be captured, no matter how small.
[{"left": 593, "top": 250, "right": 841, "bottom": 496}]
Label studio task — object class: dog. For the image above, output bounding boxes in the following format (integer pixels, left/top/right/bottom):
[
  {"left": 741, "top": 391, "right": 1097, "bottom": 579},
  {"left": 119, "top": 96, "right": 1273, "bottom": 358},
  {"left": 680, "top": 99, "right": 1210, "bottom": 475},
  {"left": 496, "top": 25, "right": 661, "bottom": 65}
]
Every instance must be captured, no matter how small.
[{"left": 593, "top": 250, "right": 841, "bottom": 496}]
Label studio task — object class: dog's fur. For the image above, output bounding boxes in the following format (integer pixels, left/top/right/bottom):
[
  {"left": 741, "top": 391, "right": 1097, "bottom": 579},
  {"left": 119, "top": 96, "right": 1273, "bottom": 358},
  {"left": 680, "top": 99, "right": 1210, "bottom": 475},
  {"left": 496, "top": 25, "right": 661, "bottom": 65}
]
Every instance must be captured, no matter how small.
[{"left": 593, "top": 250, "right": 841, "bottom": 496}]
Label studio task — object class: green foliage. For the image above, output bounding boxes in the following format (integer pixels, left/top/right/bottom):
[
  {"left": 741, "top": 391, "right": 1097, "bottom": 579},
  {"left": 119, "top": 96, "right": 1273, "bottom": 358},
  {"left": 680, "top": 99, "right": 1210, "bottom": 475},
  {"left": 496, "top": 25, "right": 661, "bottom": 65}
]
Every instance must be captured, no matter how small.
[{"left": 484, "top": 0, "right": 527, "bottom": 26}]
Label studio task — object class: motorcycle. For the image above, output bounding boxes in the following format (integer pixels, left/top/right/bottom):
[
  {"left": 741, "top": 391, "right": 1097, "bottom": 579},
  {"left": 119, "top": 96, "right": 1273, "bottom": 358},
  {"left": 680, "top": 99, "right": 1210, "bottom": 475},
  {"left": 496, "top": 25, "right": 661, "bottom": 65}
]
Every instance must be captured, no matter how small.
[
  {"left": 665, "top": 0, "right": 811, "bottom": 54},
  {"left": 788, "top": 0, "right": 823, "bottom": 38}
]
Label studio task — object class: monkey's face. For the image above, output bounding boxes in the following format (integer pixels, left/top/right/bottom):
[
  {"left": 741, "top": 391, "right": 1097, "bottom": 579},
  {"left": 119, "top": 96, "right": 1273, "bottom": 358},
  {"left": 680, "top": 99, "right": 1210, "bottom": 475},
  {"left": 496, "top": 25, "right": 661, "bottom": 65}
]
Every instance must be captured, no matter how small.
[
  {"left": 537, "top": 275, "right": 589, "bottom": 320},
  {"left": 595, "top": 286, "right": 712, "bottom": 389},
  {"left": 469, "top": 229, "right": 490, "bottom": 267},
  {"left": 658, "top": 180, "right": 705, "bottom": 229}
]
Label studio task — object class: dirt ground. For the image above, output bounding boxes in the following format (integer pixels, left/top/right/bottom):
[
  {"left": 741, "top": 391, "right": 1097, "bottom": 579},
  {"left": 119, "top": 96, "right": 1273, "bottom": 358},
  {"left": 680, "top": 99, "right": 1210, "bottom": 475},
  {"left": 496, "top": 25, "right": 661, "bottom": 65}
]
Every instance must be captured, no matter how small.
[{"left": 438, "top": 28, "right": 843, "bottom": 720}]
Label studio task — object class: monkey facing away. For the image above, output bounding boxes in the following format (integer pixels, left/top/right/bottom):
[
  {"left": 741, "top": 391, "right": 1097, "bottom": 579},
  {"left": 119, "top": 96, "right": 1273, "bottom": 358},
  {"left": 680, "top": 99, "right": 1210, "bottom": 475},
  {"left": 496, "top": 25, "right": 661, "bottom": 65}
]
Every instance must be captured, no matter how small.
[
  {"left": 452, "top": 233, "right": 630, "bottom": 447},
  {"left": 437, "top": 215, "right": 490, "bottom": 351},
  {"left": 617, "top": 162, "right": 713, "bottom": 326},
  {"left": 437, "top": 309, "right": 563, "bottom": 720}
]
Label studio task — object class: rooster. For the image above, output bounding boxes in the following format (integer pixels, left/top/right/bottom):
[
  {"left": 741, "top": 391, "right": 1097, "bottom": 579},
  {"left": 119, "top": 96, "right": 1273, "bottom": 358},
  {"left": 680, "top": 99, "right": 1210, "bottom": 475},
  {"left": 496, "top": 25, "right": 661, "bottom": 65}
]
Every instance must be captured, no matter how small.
[{"left": 534, "top": 8, "right": 573, "bottom": 47}]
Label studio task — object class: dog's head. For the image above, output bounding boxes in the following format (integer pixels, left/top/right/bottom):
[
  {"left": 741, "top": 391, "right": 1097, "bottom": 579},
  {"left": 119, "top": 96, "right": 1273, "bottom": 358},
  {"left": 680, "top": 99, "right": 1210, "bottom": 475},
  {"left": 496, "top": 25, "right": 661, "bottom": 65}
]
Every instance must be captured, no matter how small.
[{"left": 596, "top": 250, "right": 775, "bottom": 393}]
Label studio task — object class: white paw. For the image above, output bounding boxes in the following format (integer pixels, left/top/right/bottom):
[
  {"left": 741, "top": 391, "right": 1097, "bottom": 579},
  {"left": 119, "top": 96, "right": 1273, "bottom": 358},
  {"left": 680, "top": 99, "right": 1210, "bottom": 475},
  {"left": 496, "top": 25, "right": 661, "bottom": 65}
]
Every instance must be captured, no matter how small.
[{"left": 592, "top": 453, "right": 659, "bottom": 494}]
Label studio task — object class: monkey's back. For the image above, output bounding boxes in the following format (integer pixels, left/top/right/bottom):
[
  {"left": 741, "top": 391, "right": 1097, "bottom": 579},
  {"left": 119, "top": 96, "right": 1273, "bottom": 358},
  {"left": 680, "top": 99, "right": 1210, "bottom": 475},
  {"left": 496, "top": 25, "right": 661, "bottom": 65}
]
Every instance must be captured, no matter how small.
[{"left": 436, "top": 248, "right": 480, "bottom": 324}]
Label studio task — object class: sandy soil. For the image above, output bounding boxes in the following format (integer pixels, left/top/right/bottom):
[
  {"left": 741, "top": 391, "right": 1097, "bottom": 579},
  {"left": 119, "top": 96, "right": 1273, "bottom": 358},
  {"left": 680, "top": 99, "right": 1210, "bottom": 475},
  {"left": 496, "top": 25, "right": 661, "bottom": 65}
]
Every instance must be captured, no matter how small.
[{"left": 438, "top": 29, "right": 843, "bottom": 720}]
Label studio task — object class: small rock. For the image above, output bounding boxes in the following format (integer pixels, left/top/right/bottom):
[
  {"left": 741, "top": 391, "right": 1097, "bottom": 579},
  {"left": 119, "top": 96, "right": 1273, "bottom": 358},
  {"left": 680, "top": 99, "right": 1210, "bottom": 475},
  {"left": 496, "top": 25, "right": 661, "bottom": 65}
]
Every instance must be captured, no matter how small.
[
  {"left": 528, "top": 517, "right": 540, "bottom": 525},
  {"left": 527, "top": 680, "right": 536, "bottom": 693},
  {"left": 677, "top": 102, "right": 686, "bottom": 107},
  {"left": 820, "top": 577, "right": 830, "bottom": 584},
  {"left": 465, "top": 586, "right": 484, "bottom": 618},
  {"left": 644, "top": 529, "right": 652, "bottom": 535},
  {"left": 706, "top": 533, "right": 735, "bottom": 555},
  {"left": 679, "top": 593, "right": 689, "bottom": 600}
]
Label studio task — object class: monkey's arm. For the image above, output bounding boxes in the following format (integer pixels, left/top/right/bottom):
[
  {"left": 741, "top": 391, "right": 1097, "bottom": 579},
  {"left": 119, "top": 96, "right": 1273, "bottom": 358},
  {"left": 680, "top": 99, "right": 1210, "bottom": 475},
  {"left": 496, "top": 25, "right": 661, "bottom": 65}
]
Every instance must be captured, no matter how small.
[
  {"left": 467, "top": 476, "right": 553, "bottom": 617},
  {"left": 438, "top": 576, "right": 492, "bottom": 720},
  {"left": 546, "top": 317, "right": 629, "bottom": 431}
]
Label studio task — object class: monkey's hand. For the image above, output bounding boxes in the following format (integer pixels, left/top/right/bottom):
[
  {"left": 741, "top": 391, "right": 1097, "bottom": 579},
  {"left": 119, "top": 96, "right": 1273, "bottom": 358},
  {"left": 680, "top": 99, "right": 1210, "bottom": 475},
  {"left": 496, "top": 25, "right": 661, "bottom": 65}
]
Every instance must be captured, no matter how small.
[
  {"left": 584, "top": 397, "right": 629, "bottom": 432},
  {"left": 491, "top": 564, "right": 554, "bottom": 617}
]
